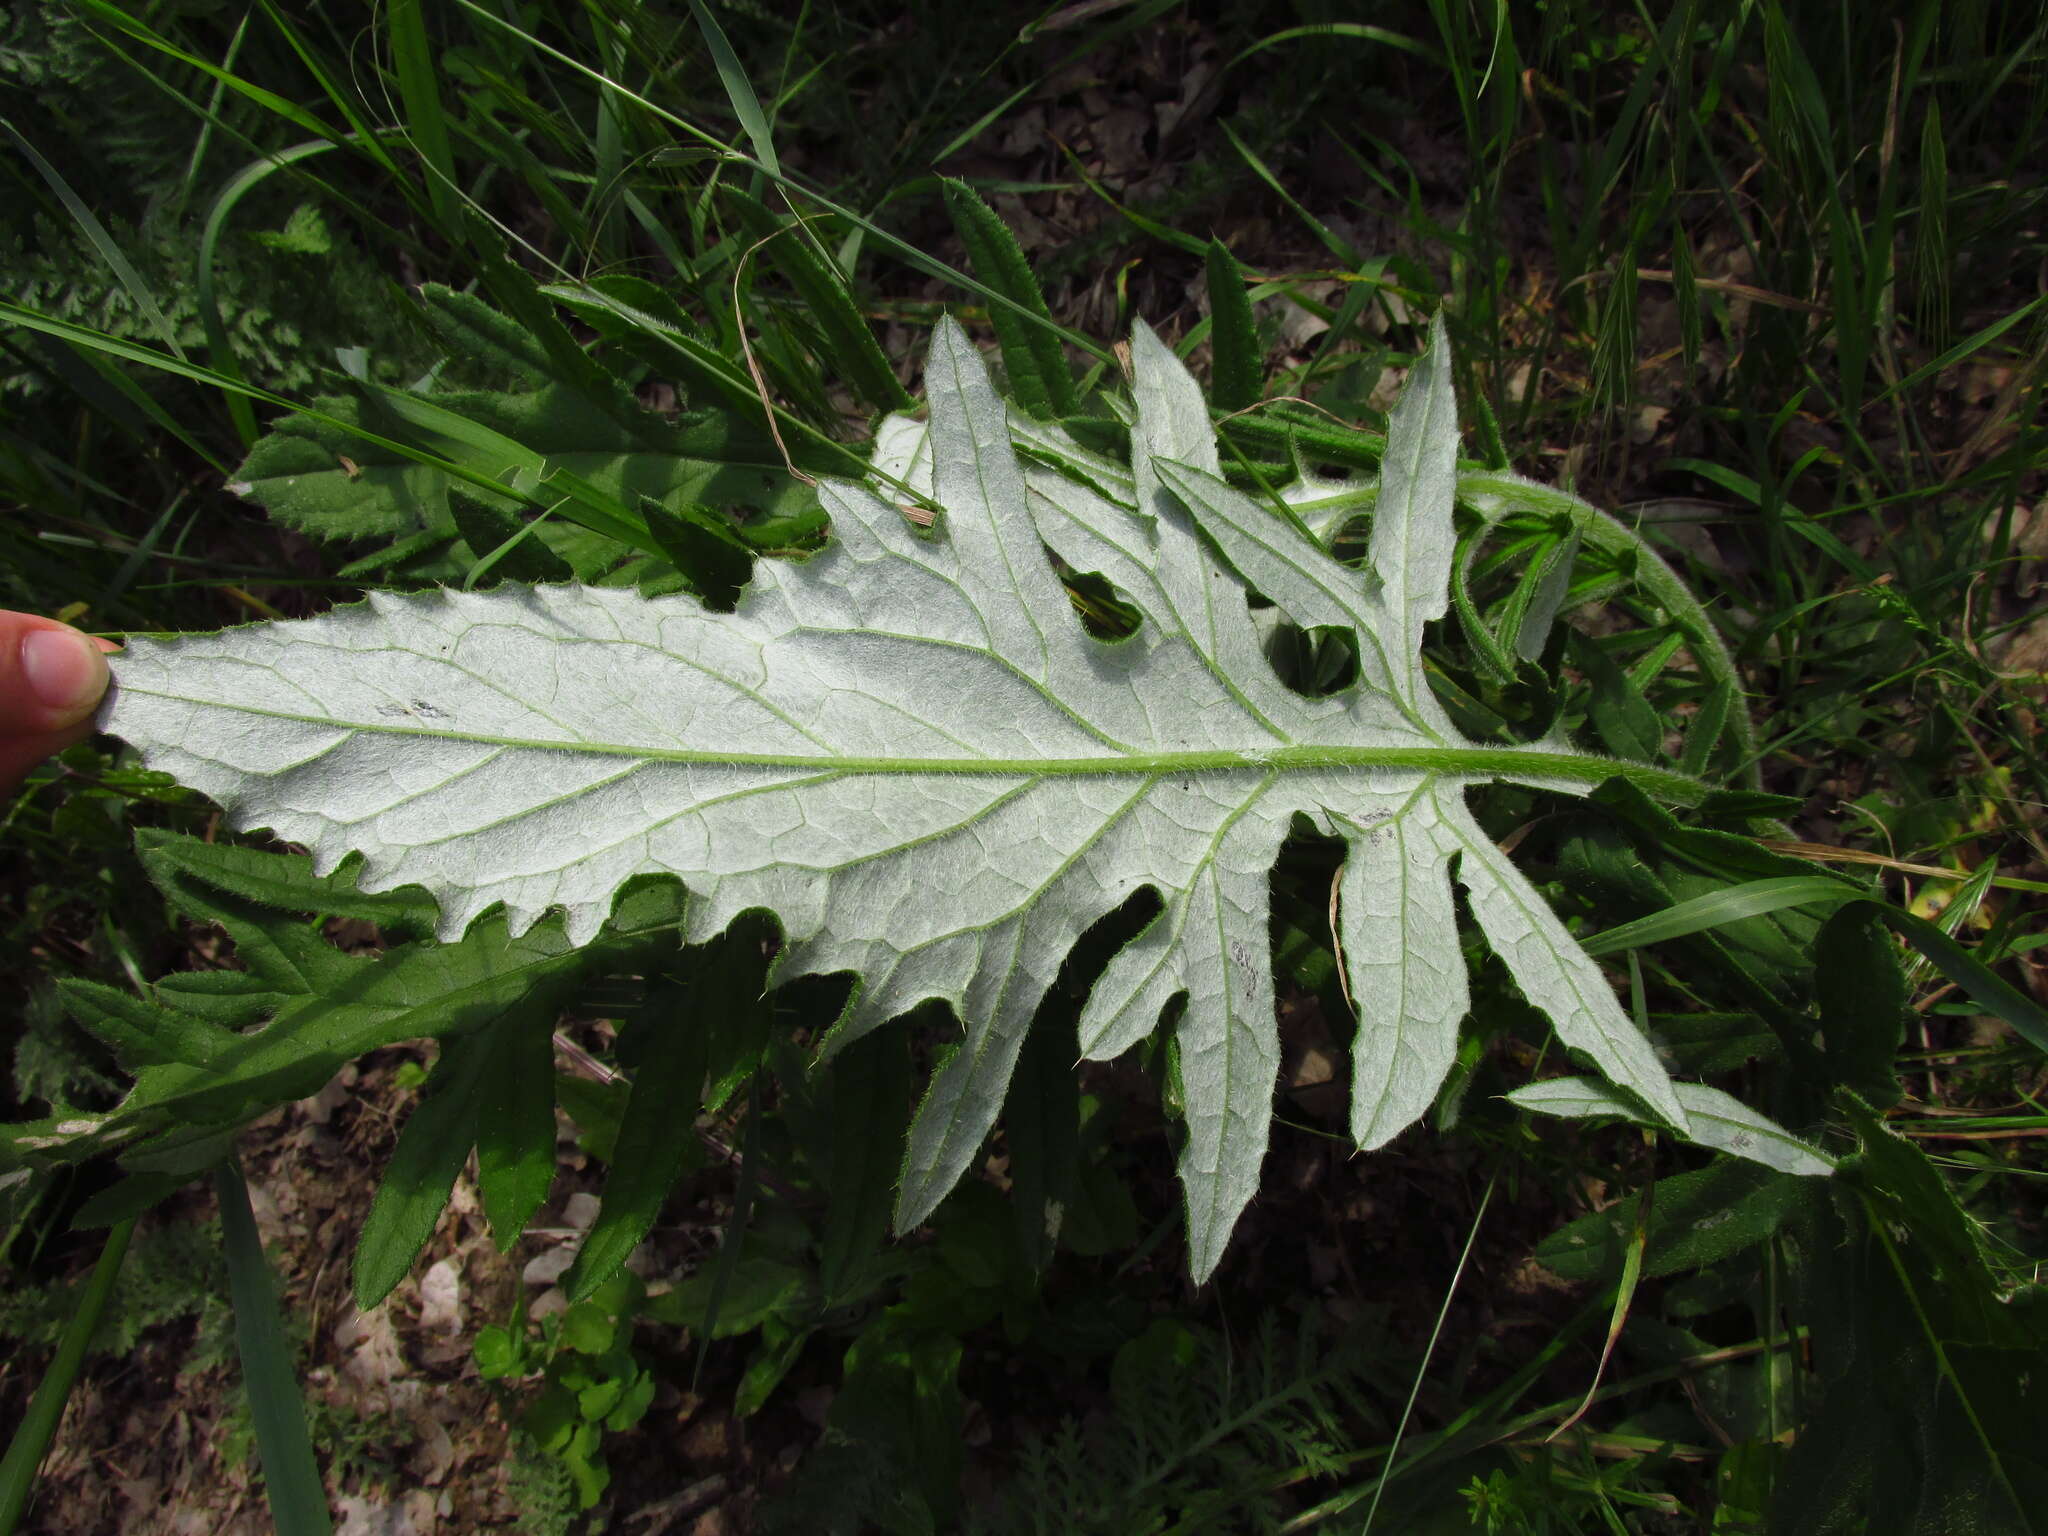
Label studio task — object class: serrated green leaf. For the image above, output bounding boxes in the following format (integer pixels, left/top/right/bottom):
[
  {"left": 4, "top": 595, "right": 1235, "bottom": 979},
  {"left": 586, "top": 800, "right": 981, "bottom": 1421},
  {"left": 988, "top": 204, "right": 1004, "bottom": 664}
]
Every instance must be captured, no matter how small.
[
  {"left": 1535, "top": 1161, "right": 1809, "bottom": 1284},
  {"left": 1780, "top": 1094, "right": 2048, "bottom": 1531},
  {"left": 230, "top": 370, "right": 812, "bottom": 568},
  {"left": 57, "top": 979, "right": 237, "bottom": 1070},
  {"left": 417, "top": 284, "right": 552, "bottom": 389},
  {"left": 14, "top": 858, "right": 680, "bottom": 1180},
  {"left": 355, "top": 1033, "right": 489, "bottom": 1308},
  {"left": 1204, "top": 238, "right": 1262, "bottom": 412},
  {"left": 1678, "top": 677, "right": 1733, "bottom": 777},
  {"left": 101, "top": 315, "right": 1718, "bottom": 1281},
  {"left": 475, "top": 1011, "right": 558, "bottom": 1249},
  {"left": 134, "top": 827, "right": 440, "bottom": 933},
  {"left": 1817, "top": 905, "right": 1906, "bottom": 1108},
  {"left": 566, "top": 981, "right": 711, "bottom": 1301},
  {"left": 721, "top": 187, "right": 911, "bottom": 414},
  {"left": 1503, "top": 524, "right": 1581, "bottom": 662},
  {"left": 942, "top": 178, "right": 1077, "bottom": 418},
  {"left": 449, "top": 494, "right": 576, "bottom": 586},
  {"left": 1570, "top": 630, "right": 1660, "bottom": 762},
  {"left": 638, "top": 496, "right": 755, "bottom": 610}
]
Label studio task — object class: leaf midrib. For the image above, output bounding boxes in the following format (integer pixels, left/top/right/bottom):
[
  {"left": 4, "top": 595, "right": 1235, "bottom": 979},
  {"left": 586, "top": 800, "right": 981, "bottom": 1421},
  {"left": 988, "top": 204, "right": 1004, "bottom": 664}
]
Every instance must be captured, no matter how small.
[{"left": 122, "top": 686, "right": 1706, "bottom": 799}]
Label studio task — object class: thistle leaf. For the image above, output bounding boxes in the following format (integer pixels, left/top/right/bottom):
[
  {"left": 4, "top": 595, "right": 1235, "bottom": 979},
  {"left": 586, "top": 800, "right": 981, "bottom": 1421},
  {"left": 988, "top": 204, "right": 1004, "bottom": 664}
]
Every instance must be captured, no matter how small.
[{"left": 99, "top": 316, "right": 1723, "bottom": 1279}]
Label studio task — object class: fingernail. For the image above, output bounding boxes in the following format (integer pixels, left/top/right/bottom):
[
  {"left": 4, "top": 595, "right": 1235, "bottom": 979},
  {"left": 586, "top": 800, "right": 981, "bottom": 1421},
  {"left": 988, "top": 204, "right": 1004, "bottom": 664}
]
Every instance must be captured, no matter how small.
[{"left": 22, "top": 627, "right": 110, "bottom": 716}]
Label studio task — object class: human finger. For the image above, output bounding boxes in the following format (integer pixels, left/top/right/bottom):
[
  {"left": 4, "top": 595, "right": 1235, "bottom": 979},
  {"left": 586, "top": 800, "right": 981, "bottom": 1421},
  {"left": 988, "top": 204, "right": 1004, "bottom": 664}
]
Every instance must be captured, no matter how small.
[{"left": 0, "top": 613, "right": 118, "bottom": 789}]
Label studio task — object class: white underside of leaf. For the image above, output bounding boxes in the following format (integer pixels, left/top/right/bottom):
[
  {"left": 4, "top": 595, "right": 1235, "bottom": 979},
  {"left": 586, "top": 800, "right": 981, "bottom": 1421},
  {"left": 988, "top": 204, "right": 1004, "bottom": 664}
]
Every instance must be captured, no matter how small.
[
  {"left": 1508, "top": 1078, "right": 1834, "bottom": 1176},
  {"left": 102, "top": 315, "right": 1697, "bottom": 1279}
]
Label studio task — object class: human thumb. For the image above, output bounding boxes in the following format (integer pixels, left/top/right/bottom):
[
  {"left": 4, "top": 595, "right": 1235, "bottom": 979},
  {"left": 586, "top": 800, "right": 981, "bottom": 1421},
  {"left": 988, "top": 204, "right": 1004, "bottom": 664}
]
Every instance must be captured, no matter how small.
[
  {"left": 1, "top": 615, "right": 113, "bottom": 734},
  {"left": 0, "top": 614, "right": 119, "bottom": 790}
]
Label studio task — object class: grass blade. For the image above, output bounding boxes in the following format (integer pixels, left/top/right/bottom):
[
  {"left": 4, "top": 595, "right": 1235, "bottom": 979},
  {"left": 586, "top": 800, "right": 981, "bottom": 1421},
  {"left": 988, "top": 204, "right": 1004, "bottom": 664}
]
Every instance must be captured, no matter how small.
[
  {"left": 1872, "top": 905, "right": 2048, "bottom": 1055},
  {"left": 0, "top": 117, "right": 186, "bottom": 363},
  {"left": 198, "top": 140, "right": 344, "bottom": 448},
  {"left": 685, "top": 0, "right": 780, "bottom": 181},
  {"left": 1581, "top": 876, "right": 1866, "bottom": 956},
  {"left": 0, "top": 1220, "right": 135, "bottom": 1534},
  {"left": 216, "top": 1160, "right": 332, "bottom": 1535},
  {"left": 722, "top": 186, "right": 911, "bottom": 412},
  {"left": 388, "top": 0, "right": 458, "bottom": 224}
]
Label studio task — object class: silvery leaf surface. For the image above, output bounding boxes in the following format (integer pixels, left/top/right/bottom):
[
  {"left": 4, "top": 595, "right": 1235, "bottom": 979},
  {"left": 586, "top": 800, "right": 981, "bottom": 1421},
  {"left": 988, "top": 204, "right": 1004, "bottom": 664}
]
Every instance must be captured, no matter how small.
[
  {"left": 1508, "top": 1078, "right": 1835, "bottom": 1177},
  {"left": 101, "top": 315, "right": 1699, "bottom": 1279}
]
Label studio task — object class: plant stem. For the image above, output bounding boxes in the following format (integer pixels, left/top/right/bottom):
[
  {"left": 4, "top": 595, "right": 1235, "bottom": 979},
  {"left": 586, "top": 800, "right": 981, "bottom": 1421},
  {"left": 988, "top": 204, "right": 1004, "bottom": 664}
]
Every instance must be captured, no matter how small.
[{"left": 0, "top": 1218, "right": 135, "bottom": 1535}]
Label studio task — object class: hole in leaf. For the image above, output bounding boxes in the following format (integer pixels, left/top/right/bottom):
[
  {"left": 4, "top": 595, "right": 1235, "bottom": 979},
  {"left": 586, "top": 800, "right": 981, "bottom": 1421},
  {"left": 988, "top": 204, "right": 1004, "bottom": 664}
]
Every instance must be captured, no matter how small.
[
  {"left": 1324, "top": 513, "right": 1372, "bottom": 566},
  {"left": 1051, "top": 553, "right": 1142, "bottom": 642},
  {"left": 1264, "top": 621, "right": 1360, "bottom": 698}
]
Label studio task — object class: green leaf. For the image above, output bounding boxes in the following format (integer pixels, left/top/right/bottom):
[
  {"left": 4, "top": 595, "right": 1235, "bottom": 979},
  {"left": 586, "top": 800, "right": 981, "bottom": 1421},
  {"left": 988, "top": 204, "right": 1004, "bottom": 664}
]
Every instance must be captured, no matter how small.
[
  {"left": 57, "top": 979, "right": 238, "bottom": 1070},
  {"left": 218, "top": 1161, "right": 332, "bottom": 1535},
  {"left": 639, "top": 497, "right": 755, "bottom": 610},
  {"left": 566, "top": 981, "right": 712, "bottom": 1300},
  {"left": 555, "top": 1073, "right": 628, "bottom": 1164},
  {"left": 417, "top": 284, "right": 552, "bottom": 388},
  {"left": 694, "top": 911, "right": 778, "bottom": 1116},
  {"left": 133, "top": 827, "right": 438, "bottom": 933},
  {"left": 942, "top": 178, "right": 1078, "bottom": 418},
  {"left": 1677, "top": 677, "right": 1733, "bottom": 777},
  {"left": 606, "top": 1369, "right": 656, "bottom": 1431},
  {"left": 1203, "top": 238, "right": 1262, "bottom": 412},
  {"left": 665, "top": 1255, "right": 807, "bottom": 1340},
  {"left": 1534, "top": 1161, "right": 1810, "bottom": 1284},
  {"left": 474, "top": 1012, "right": 558, "bottom": 1249},
  {"left": 229, "top": 340, "right": 813, "bottom": 566},
  {"left": 449, "top": 495, "right": 575, "bottom": 586},
  {"left": 472, "top": 1324, "right": 521, "bottom": 1379},
  {"left": 1569, "top": 630, "right": 1660, "bottom": 762},
  {"left": 819, "top": 1027, "right": 911, "bottom": 1301},
  {"left": 1816, "top": 905, "right": 1906, "bottom": 1108},
  {"left": 101, "top": 316, "right": 1714, "bottom": 1281},
  {"left": 1774, "top": 1095, "right": 2048, "bottom": 1530},
  {"left": 734, "top": 1317, "right": 810, "bottom": 1419},
  {"left": 721, "top": 187, "right": 911, "bottom": 414},
  {"left": 831, "top": 1322, "right": 965, "bottom": 1523},
  {"left": 1839, "top": 1093, "right": 2027, "bottom": 1344},
  {"left": 1580, "top": 875, "right": 1865, "bottom": 956},
  {"left": 354, "top": 1033, "right": 490, "bottom": 1308},
  {"left": 18, "top": 849, "right": 681, "bottom": 1181},
  {"left": 1509, "top": 1077, "right": 1835, "bottom": 1175},
  {"left": 560, "top": 1298, "right": 617, "bottom": 1356},
  {"left": 1501, "top": 525, "right": 1581, "bottom": 663},
  {"left": 1870, "top": 904, "right": 2048, "bottom": 1055},
  {"left": 1004, "top": 1009, "right": 1081, "bottom": 1272},
  {"left": 544, "top": 275, "right": 856, "bottom": 464}
]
